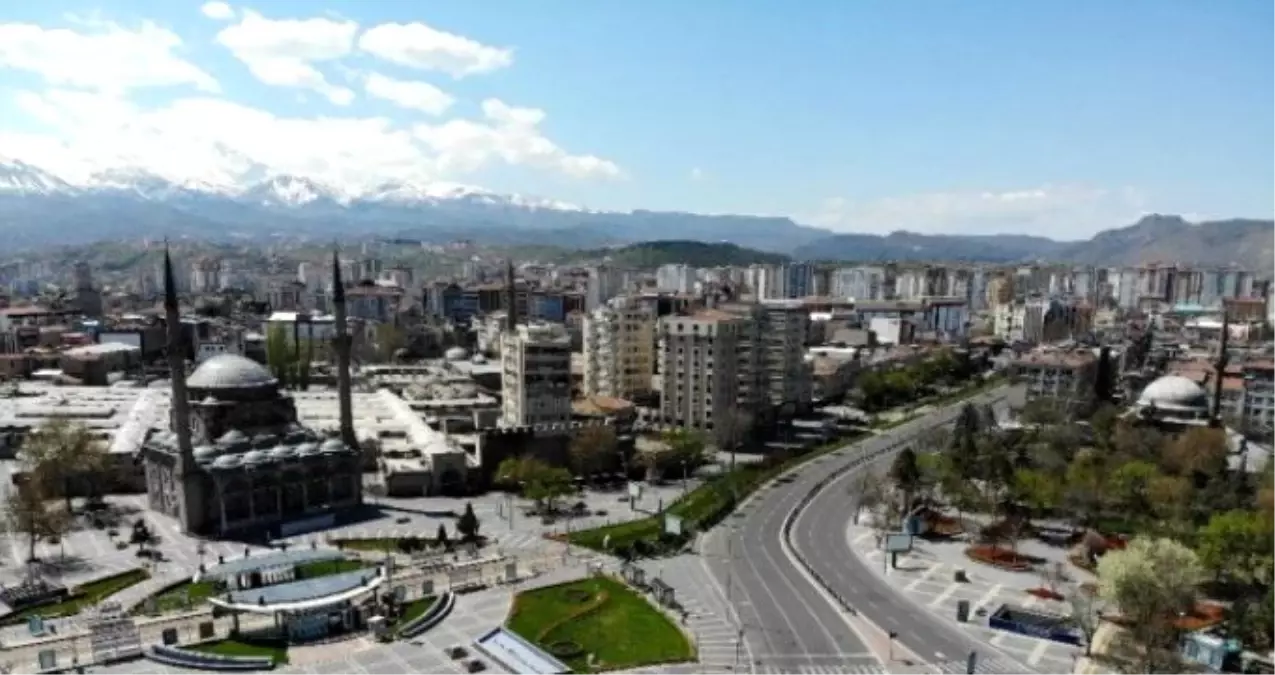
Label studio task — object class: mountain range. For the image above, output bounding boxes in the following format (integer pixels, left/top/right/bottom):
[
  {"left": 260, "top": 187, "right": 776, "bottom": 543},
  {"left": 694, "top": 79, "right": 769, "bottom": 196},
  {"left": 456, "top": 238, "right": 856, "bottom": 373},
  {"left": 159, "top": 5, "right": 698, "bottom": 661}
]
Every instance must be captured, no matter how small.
[{"left": 0, "top": 159, "right": 1269, "bottom": 272}]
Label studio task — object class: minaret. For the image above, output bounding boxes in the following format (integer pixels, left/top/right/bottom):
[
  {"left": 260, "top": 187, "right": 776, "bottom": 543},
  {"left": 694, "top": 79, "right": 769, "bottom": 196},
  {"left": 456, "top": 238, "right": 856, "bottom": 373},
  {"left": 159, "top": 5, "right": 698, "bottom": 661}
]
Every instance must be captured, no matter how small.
[
  {"left": 332, "top": 249, "right": 357, "bottom": 449},
  {"left": 1210, "top": 306, "right": 1231, "bottom": 427},
  {"left": 163, "top": 245, "right": 198, "bottom": 532},
  {"left": 505, "top": 258, "right": 519, "bottom": 331}
]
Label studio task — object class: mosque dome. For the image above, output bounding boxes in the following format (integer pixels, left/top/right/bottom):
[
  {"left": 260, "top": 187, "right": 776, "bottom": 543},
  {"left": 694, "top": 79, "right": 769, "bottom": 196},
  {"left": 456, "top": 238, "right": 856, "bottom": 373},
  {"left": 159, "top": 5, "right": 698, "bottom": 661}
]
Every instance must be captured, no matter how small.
[
  {"left": 193, "top": 445, "right": 218, "bottom": 461},
  {"left": 269, "top": 444, "right": 296, "bottom": 461},
  {"left": 320, "top": 438, "right": 348, "bottom": 455},
  {"left": 217, "top": 429, "right": 248, "bottom": 446},
  {"left": 444, "top": 346, "right": 469, "bottom": 361},
  {"left": 212, "top": 454, "right": 242, "bottom": 470},
  {"left": 295, "top": 442, "right": 320, "bottom": 458},
  {"left": 241, "top": 450, "right": 269, "bottom": 465},
  {"left": 1137, "top": 375, "right": 1210, "bottom": 412},
  {"left": 187, "top": 354, "right": 278, "bottom": 390}
]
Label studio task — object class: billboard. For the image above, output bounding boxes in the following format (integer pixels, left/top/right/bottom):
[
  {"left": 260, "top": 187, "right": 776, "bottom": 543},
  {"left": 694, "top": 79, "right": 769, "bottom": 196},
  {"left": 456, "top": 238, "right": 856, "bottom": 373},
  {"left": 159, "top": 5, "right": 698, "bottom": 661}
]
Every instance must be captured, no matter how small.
[
  {"left": 664, "top": 514, "right": 683, "bottom": 536},
  {"left": 99, "top": 331, "right": 142, "bottom": 350},
  {"left": 884, "top": 533, "right": 913, "bottom": 553}
]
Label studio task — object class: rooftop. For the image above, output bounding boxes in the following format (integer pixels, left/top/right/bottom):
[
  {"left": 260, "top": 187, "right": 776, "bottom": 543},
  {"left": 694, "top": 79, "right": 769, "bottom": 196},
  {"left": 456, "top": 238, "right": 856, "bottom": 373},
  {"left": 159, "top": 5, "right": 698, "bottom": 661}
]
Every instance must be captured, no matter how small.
[
  {"left": 187, "top": 354, "right": 278, "bottom": 390},
  {"left": 200, "top": 548, "right": 347, "bottom": 581}
]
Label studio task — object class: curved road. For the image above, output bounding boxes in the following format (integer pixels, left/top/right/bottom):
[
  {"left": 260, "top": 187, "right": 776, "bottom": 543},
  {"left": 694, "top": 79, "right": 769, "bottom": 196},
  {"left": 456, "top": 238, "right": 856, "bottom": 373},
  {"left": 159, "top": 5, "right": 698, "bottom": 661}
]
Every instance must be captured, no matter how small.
[
  {"left": 702, "top": 385, "right": 1022, "bottom": 673},
  {"left": 791, "top": 388, "right": 1033, "bottom": 673}
]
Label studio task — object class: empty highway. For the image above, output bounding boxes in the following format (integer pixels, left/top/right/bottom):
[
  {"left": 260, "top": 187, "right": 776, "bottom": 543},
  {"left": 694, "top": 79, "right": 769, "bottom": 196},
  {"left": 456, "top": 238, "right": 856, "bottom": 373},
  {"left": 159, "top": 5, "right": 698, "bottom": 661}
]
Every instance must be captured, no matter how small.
[{"left": 703, "top": 384, "right": 1022, "bottom": 674}]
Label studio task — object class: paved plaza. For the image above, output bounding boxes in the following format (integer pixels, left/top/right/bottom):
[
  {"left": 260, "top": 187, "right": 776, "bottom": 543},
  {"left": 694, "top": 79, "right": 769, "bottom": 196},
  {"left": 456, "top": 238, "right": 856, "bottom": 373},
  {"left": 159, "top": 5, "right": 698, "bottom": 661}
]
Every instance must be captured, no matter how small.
[
  {"left": 284, "top": 479, "right": 700, "bottom": 557},
  {"left": 845, "top": 519, "right": 1083, "bottom": 675}
]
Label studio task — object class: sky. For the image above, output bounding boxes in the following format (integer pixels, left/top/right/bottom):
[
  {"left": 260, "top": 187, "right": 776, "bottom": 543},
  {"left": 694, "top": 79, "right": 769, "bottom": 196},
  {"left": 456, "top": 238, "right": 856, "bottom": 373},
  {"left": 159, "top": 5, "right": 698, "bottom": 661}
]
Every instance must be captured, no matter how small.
[{"left": 0, "top": 0, "right": 1270, "bottom": 240}]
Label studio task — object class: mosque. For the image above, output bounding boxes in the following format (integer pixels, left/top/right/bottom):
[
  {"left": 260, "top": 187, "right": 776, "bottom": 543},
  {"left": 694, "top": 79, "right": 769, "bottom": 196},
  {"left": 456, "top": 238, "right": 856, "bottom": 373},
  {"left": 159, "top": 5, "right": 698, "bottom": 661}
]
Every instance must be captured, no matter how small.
[{"left": 141, "top": 249, "right": 364, "bottom": 538}]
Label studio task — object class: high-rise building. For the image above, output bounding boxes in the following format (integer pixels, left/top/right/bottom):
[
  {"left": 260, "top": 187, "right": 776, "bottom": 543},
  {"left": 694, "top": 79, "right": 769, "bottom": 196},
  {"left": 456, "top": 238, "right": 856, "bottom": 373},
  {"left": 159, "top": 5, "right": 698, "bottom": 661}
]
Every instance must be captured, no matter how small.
[
  {"left": 582, "top": 300, "right": 656, "bottom": 399},
  {"left": 657, "top": 310, "right": 744, "bottom": 445},
  {"left": 500, "top": 323, "right": 573, "bottom": 426},
  {"left": 655, "top": 264, "right": 696, "bottom": 294}
]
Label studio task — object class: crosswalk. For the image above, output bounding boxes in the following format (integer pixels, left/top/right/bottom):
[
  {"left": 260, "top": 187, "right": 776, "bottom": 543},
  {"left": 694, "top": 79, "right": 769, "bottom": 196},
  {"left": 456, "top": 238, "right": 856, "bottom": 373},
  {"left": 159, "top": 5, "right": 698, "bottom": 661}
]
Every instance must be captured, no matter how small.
[
  {"left": 933, "top": 655, "right": 1035, "bottom": 674},
  {"left": 754, "top": 664, "right": 886, "bottom": 674}
]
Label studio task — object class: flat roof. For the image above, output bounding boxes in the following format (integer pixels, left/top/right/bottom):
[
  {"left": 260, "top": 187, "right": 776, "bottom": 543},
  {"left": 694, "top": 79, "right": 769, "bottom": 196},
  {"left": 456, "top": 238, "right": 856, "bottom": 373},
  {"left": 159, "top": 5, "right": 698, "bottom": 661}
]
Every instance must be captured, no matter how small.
[
  {"left": 211, "top": 567, "right": 387, "bottom": 614},
  {"left": 200, "top": 548, "right": 346, "bottom": 581}
]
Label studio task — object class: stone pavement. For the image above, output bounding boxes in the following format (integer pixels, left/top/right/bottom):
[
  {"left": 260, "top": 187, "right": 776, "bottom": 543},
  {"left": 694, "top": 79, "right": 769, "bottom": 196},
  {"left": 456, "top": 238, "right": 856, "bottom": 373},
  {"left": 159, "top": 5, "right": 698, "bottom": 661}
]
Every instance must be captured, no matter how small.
[{"left": 845, "top": 518, "right": 1082, "bottom": 675}]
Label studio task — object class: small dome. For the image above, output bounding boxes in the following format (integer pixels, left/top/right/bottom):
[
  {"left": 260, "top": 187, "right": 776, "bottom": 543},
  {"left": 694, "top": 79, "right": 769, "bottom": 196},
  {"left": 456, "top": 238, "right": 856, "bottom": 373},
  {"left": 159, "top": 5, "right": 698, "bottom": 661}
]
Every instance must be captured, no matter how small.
[
  {"left": 217, "top": 429, "right": 248, "bottom": 446},
  {"left": 295, "top": 442, "right": 320, "bottom": 457},
  {"left": 269, "top": 444, "right": 296, "bottom": 460},
  {"left": 470, "top": 354, "right": 487, "bottom": 364},
  {"left": 212, "top": 454, "right": 242, "bottom": 469},
  {"left": 1138, "top": 374, "right": 1210, "bottom": 411},
  {"left": 320, "top": 438, "right": 347, "bottom": 454},
  {"left": 444, "top": 346, "right": 469, "bottom": 361},
  {"left": 187, "top": 354, "right": 277, "bottom": 390},
  {"left": 193, "top": 445, "right": 218, "bottom": 460},
  {"left": 242, "top": 450, "right": 269, "bottom": 465}
]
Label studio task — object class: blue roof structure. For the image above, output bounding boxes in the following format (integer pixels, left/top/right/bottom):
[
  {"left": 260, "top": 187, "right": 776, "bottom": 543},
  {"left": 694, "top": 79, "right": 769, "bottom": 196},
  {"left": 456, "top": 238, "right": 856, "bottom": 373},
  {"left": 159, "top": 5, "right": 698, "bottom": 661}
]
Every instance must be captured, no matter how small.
[
  {"left": 201, "top": 549, "right": 346, "bottom": 581},
  {"left": 224, "top": 568, "right": 378, "bottom": 607}
]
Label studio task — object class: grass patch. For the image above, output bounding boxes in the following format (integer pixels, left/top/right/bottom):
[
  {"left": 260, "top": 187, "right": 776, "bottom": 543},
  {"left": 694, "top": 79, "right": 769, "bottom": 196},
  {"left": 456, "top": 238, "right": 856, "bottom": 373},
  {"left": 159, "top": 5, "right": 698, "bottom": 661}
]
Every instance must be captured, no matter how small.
[
  {"left": 188, "top": 637, "right": 289, "bottom": 665},
  {"left": 295, "top": 558, "right": 366, "bottom": 578},
  {"left": 391, "top": 595, "right": 438, "bottom": 634},
  {"left": 507, "top": 577, "right": 693, "bottom": 672},
  {"left": 5, "top": 568, "right": 150, "bottom": 623},
  {"left": 569, "top": 376, "right": 1003, "bottom": 556}
]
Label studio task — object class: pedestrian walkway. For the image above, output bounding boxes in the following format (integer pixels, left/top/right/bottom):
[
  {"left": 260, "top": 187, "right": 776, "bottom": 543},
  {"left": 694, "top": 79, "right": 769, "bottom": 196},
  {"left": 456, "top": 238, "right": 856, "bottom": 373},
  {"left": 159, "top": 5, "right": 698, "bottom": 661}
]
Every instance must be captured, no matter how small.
[
  {"left": 932, "top": 654, "right": 1033, "bottom": 674},
  {"left": 759, "top": 665, "right": 886, "bottom": 675}
]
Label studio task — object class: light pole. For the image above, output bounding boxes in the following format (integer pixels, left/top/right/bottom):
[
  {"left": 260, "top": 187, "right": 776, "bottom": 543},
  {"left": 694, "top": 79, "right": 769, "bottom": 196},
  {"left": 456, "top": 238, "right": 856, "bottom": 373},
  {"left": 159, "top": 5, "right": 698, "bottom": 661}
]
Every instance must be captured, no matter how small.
[{"left": 680, "top": 460, "right": 689, "bottom": 495}]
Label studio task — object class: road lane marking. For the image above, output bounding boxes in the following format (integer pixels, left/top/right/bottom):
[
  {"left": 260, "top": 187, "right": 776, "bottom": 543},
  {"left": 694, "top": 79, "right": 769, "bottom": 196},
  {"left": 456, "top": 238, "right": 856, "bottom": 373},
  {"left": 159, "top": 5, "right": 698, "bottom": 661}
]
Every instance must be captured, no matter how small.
[
  {"left": 974, "top": 583, "right": 1003, "bottom": 612},
  {"left": 853, "top": 531, "right": 874, "bottom": 545},
  {"left": 927, "top": 583, "right": 959, "bottom": 607},
  {"left": 990, "top": 631, "right": 1008, "bottom": 647},
  {"left": 1027, "top": 639, "right": 1050, "bottom": 666},
  {"left": 904, "top": 563, "right": 943, "bottom": 591}
]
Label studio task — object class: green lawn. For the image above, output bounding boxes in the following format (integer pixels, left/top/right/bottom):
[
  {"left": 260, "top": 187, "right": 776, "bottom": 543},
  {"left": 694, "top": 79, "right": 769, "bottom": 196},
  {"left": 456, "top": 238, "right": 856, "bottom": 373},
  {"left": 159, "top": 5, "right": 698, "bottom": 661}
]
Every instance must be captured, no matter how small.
[
  {"left": 507, "top": 577, "right": 694, "bottom": 672},
  {"left": 188, "top": 637, "right": 289, "bottom": 665},
  {"left": 5, "top": 568, "right": 150, "bottom": 623},
  {"left": 569, "top": 376, "right": 1005, "bottom": 555},
  {"left": 391, "top": 595, "right": 439, "bottom": 634},
  {"left": 295, "top": 558, "right": 366, "bottom": 578}
]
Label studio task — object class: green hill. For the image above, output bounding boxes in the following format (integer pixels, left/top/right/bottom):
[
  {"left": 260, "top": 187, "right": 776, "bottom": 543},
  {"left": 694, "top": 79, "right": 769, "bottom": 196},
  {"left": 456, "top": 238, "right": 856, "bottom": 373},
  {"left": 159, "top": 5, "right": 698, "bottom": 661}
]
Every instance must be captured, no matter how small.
[{"left": 577, "top": 240, "right": 790, "bottom": 268}]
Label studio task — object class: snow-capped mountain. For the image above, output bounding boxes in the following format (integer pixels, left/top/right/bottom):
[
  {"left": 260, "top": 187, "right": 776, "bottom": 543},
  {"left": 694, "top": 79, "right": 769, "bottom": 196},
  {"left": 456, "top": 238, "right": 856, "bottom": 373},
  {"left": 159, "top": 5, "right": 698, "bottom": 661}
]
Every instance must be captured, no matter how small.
[
  {"left": 0, "top": 159, "right": 78, "bottom": 195},
  {"left": 0, "top": 158, "right": 826, "bottom": 252}
]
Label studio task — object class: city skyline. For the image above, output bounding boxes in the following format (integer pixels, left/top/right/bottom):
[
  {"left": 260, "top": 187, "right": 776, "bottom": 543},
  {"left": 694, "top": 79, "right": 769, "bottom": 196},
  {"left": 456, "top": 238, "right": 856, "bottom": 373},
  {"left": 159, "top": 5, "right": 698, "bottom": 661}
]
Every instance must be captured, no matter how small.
[{"left": 0, "top": 0, "right": 1270, "bottom": 239}]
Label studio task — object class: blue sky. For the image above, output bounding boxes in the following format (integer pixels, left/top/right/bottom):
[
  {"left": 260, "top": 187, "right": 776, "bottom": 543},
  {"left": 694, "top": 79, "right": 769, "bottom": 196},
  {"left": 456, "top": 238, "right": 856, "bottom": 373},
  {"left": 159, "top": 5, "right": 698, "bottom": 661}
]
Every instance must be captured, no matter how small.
[{"left": 0, "top": 0, "right": 1270, "bottom": 239}]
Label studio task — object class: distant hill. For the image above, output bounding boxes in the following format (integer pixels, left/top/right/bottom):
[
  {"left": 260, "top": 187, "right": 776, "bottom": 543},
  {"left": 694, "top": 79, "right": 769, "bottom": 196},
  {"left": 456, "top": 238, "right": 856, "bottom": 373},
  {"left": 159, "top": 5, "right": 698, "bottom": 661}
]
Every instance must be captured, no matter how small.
[
  {"left": 571, "top": 240, "right": 789, "bottom": 268},
  {"left": 794, "top": 215, "right": 1274, "bottom": 273}
]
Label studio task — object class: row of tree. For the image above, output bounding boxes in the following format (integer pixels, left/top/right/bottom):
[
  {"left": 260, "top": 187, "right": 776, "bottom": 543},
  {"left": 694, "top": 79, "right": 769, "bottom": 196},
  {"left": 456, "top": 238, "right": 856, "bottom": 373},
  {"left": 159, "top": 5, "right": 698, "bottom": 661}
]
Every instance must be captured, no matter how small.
[{"left": 855, "top": 349, "right": 979, "bottom": 412}]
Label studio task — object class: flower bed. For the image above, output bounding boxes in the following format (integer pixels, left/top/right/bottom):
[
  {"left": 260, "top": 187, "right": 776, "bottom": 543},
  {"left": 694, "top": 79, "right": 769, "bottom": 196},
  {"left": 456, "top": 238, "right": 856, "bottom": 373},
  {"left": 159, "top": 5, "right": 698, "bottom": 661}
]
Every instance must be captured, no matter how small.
[
  {"left": 1025, "top": 587, "right": 1065, "bottom": 602},
  {"left": 965, "top": 545, "right": 1037, "bottom": 572}
]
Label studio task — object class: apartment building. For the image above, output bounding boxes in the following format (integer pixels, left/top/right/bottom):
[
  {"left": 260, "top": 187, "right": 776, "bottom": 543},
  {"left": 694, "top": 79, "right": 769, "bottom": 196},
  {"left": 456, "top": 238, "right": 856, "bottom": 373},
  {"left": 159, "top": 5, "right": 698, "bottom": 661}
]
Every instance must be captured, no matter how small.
[
  {"left": 723, "top": 302, "right": 814, "bottom": 418},
  {"left": 1009, "top": 347, "right": 1098, "bottom": 403},
  {"left": 655, "top": 264, "right": 696, "bottom": 294},
  {"left": 582, "top": 300, "right": 656, "bottom": 399},
  {"left": 657, "top": 310, "right": 744, "bottom": 445},
  {"left": 500, "top": 323, "right": 573, "bottom": 427}
]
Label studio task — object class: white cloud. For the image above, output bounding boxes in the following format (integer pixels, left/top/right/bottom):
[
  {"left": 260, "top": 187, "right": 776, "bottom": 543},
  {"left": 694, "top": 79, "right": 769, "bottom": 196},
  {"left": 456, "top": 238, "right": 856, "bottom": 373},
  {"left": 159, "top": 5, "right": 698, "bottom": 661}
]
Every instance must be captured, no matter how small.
[
  {"left": 359, "top": 21, "right": 513, "bottom": 78},
  {"left": 200, "top": 2, "right": 235, "bottom": 21},
  {"left": 803, "top": 185, "right": 1149, "bottom": 239},
  {"left": 3, "top": 88, "right": 622, "bottom": 191},
  {"left": 413, "top": 98, "right": 622, "bottom": 179},
  {"left": 0, "top": 19, "right": 218, "bottom": 94},
  {"left": 364, "top": 72, "right": 454, "bottom": 116},
  {"left": 214, "top": 10, "right": 357, "bottom": 105}
]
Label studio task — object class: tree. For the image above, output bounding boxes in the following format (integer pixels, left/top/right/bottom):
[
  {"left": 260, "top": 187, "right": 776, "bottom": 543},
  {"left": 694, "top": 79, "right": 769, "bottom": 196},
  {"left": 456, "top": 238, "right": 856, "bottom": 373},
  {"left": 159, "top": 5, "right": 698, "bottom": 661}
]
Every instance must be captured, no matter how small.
[
  {"left": 853, "top": 470, "right": 888, "bottom": 524},
  {"left": 1064, "top": 448, "right": 1108, "bottom": 528},
  {"left": 265, "top": 323, "right": 293, "bottom": 389},
  {"left": 1195, "top": 509, "right": 1270, "bottom": 586},
  {"left": 1068, "top": 583, "right": 1106, "bottom": 656},
  {"left": 1145, "top": 474, "right": 1193, "bottom": 532},
  {"left": 374, "top": 324, "right": 407, "bottom": 363},
  {"left": 21, "top": 419, "right": 108, "bottom": 511},
  {"left": 1162, "top": 427, "right": 1229, "bottom": 480},
  {"left": 1111, "top": 423, "right": 1166, "bottom": 464},
  {"left": 889, "top": 447, "right": 922, "bottom": 510},
  {"left": 493, "top": 456, "right": 573, "bottom": 512},
  {"left": 715, "top": 408, "right": 753, "bottom": 469},
  {"left": 435, "top": 523, "right": 450, "bottom": 549},
  {"left": 662, "top": 429, "right": 708, "bottom": 469},
  {"left": 1013, "top": 468, "right": 1061, "bottom": 517},
  {"left": 1097, "top": 537, "right": 1204, "bottom": 673},
  {"left": 568, "top": 425, "right": 617, "bottom": 481},
  {"left": 6, "top": 482, "right": 67, "bottom": 562},
  {"left": 456, "top": 502, "right": 480, "bottom": 542},
  {"left": 1108, "top": 460, "right": 1160, "bottom": 517}
]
